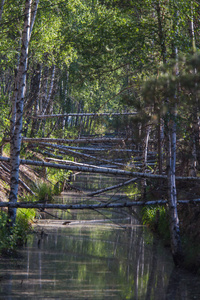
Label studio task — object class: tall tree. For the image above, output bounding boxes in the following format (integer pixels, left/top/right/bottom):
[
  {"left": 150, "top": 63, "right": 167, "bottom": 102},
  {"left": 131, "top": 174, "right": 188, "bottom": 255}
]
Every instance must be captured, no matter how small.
[{"left": 8, "top": 0, "right": 39, "bottom": 227}]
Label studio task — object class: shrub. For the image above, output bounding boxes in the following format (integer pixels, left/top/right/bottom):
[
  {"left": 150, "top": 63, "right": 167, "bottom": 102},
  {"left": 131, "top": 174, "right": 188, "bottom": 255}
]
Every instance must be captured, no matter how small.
[
  {"left": 0, "top": 209, "right": 35, "bottom": 255},
  {"left": 35, "top": 182, "right": 53, "bottom": 202},
  {"left": 142, "top": 206, "right": 170, "bottom": 243}
]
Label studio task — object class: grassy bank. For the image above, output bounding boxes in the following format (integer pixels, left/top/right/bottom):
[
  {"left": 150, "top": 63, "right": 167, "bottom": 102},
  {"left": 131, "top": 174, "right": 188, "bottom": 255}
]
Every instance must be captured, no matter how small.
[
  {"left": 0, "top": 209, "right": 35, "bottom": 256},
  {"left": 141, "top": 204, "right": 200, "bottom": 274}
]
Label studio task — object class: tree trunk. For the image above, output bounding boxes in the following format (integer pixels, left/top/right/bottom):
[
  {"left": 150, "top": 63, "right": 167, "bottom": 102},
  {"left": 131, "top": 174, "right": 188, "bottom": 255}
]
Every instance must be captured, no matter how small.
[
  {"left": 1, "top": 156, "right": 200, "bottom": 181},
  {"left": 30, "top": 64, "right": 42, "bottom": 137},
  {"left": 167, "top": 109, "right": 183, "bottom": 266},
  {"left": 1, "top": 199, "right": 200, "bottom": 210},
  {"left": 0, "top": 0, "right": 5, "bottom": 21},
  {"left": 8, "top": 0, "right": 33, "bottom": 227},
  {"left": 155, "top": 0, "right": 166, "bottom": 176},
  {"left": 29, "top": 112, "right": 137, "bottom": 119},
  {"left": 142, "top": 125, "right": 151, "bottom": 198},
  {"left": 190, "top": 6, "right": 200, "bottom": 171},
  {"left": 30, "top": 0, "right": 39, "bottom": 37},
  {"left": 157, "top": 112, "right": 164, "bottom": 175},
  {"left": 24, "top": 63, "right": 41, "bottom": 136},
  {"left": 166, "top": 5, "right": 183, "bottom": 266},
  {"left": 21, "top": 136, "right": 134, "bottom": 144}
]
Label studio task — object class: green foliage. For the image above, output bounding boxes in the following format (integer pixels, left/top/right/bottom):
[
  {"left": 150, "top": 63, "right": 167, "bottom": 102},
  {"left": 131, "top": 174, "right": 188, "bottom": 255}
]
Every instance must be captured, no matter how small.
[
  {"left": 47, "top": 169, "right": 72, "bottom": 195},
  {"left": 35, "top": 182, "right": 53, "bottom": 202},
  {"left": 142, "top": 206, "right": 170, "bottom": 243},
  {"left": 0, "top": 209, "right": 34, "bottom": 255},
  {"left": 124, "top": 183, "right": 140, "bottom": 200},
  {"left": 47, "top": 168, "right": 72, "bottom": 184},
  {"left": 14, "top": 209, "right": 35, "bottom": 245}
]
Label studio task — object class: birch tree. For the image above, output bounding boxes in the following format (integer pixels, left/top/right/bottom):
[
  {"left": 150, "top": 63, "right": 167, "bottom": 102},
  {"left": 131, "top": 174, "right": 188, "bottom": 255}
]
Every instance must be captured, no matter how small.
[{"left": 8, "top": 0, "right": 39, "bottom": 227}]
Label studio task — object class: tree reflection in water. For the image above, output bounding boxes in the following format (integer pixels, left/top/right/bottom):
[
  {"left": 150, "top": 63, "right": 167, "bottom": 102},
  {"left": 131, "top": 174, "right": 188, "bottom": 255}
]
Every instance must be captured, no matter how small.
[{"left": 0, "top": 174, "right": 199, "bottom": 299}]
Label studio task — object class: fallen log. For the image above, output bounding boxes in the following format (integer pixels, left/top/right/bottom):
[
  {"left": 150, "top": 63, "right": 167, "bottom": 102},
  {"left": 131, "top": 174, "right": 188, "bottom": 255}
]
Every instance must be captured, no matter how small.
[
  {"left": 30, "top": 112, "right": 137, "bottom": 119},
  {"left": 36, "top": 142, "right": 125, "bottom": 167},
  {"left": 45, "top": 157, "right": 123, "bottom": 169},
  {"left": 0, "top": 155, "right": 164, "bottom": 179},
  {"left": 1, "top": 162, "right": 35, "bottom": 195},
  {"left": 0, "top": 200, "right": 167, "bottom": 209},
  {"left": 7, "top": 137, "right": 134, "bottom": 144},
  {"left": 87, "top": 178, "right": 138, "bottom": 196},
  {"left": 38, "top": 145, "right": 134, "bottom": 152},
  {"left": 0, "top": 199, "right": 200, "bottom": 210},
  {"left": 0, "top": 156, "right": 200, "bottom": 181}
]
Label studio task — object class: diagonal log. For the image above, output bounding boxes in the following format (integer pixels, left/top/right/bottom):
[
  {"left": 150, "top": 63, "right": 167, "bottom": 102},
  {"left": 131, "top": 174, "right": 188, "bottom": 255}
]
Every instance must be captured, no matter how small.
[
  {"left": 34, "top": 142, "right": 125, "bottom": 167},
  {"left": 35, "top": 145, "right": 134, "bottom": 152},
  {"left": 1, "top": 163, "right": 35, "bottom": 195},
  {"left": 87, "top": 178, "right": 138, "bottom": 196}
]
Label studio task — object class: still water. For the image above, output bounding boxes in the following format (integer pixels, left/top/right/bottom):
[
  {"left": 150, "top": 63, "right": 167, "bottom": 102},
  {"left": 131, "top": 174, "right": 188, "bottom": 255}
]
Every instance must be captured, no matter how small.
[{"left": 0, "top": 174, "right": 200, "bottom": 299}]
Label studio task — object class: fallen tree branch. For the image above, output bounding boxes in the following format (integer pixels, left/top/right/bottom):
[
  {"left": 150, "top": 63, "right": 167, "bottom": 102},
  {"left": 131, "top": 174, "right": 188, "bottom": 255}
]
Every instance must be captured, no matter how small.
[
  {"left": 1, "top": 162, "right": 35, "bottom": 195},
  {"left": 37, "top": 145, "right": 134, "bottom": 152},
  {"left": 0, "top": 156, "right": 200, "bottom": 181},
  {"left": 0, "top": 198, "right": 200, "bottom": 210},
  {"left": 87, "top": 178, "right": 138, "bottom": 196},
  {"left": 0, "top": 155, "right": 165, "bottom": 179},
  {"left": 0, "top": 200, "right": 167, "bottom": 209},
  {"left": 29, "top": 112, "right": 137, "bottom": 119},
  {"left": 36, "top": 142, "right": 125, "bottom": 167},
  {"left": 3, "top": 137, "right": 134, "bottom": 144},
  {"left": 45, "top": 157, "right": 123, "bottom": 169}
]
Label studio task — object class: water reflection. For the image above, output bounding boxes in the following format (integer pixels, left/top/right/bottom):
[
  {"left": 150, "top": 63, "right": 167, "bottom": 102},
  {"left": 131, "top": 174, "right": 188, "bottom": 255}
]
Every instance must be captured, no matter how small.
[
  {"left": 0, "top": 174, "right": 200, "bottom": 299},
  {"left": 1, "top": 218, "right": 200, "bottom": 299}
]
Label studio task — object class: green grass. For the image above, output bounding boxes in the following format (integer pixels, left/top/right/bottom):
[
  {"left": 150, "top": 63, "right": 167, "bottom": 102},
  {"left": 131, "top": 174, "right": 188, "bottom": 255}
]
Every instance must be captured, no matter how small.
[
  {"left": 0, "top": 209, "right": 35, "bottom": 255},
  {"left": 142, "top": 206, "right": 170, "bottom": 244},
  {"left": 35, "top": 182, "right": 53, "bottom": 202}
]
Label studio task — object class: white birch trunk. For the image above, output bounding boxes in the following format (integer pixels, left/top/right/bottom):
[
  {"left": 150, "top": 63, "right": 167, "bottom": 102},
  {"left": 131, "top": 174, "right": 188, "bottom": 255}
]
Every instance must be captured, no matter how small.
[
  {"left": 30, "top": 0, "right": 39, "bottom": 38},
  {"left": 30, "top": 112, "right": 137, "bottom": 119},
  {"left": 167, "top": 7, "right": 183, "bottom": 264},
  {"left": 142, "top": 125, "right": 151, "bottom": 196},
  {"left": 8, "top": 0, "right": 32, "bottom": 226},
  {"left": 1, "top": 156, "right": 200, "bottom": 181},
  {"left": 190, "top": 5, "right": 199, "bottom": 174},
  {"left": 36, "top": 142, "right": 126, "bottom": 167},
  {"left": 21, "top": 137, "right": 134, "bottom": 144},
  {"left": 1, "top": 199, "right": 200, "bottom": 210},
  {"left": 42, "top": 65, "right": 55, "bottom": 116},
  {"left": 167, "top": 107, "right": 183, "bottom": 265}
]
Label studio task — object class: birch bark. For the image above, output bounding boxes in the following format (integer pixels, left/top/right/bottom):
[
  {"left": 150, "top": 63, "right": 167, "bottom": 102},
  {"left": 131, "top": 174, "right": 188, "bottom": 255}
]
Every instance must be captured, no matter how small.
[
  {"left": 155, "top": 0, "right": 167, "bottom": 175},
  {"left": 190, "top": 4, "right": 199, "bottom": 173},
  {"left": 30, "top": 112, "right": 137, "bottom": 119},
  {"left": 8, "top": 0, "right": 38, "bottom": 226},
  {"left": 1, "top": 156, "right": 200, "bottom": 181},
  {"left": 167, "top": 6, "right": 183, "bottom": 265},
  {"left": 167, "top": 105, "right": 183, "bottom": 265}
]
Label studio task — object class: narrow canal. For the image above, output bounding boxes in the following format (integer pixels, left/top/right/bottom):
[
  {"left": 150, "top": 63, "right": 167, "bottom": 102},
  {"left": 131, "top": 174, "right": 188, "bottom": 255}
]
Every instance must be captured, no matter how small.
[{"left": 0, "top": 174, "right": 200, "bottom": 299}]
